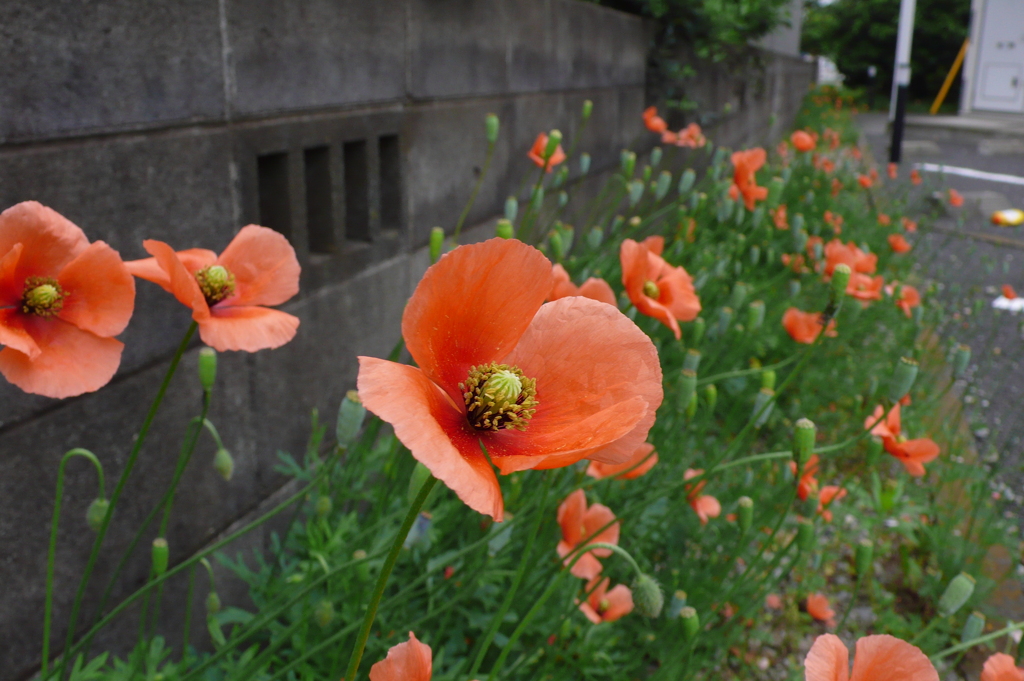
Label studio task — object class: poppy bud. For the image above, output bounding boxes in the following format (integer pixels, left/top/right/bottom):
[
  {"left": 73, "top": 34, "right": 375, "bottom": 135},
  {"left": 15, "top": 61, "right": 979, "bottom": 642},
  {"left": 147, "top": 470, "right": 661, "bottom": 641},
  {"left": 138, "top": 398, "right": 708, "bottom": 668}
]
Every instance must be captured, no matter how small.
[
  {"left": 198, "top": 347, "right": 217, "bottom": 392},
  {"left": 531, "top": 186, "right": 545, "bottom": 211},
  {"left": 683, "top": 349, "right": 701, "bottom": 372},
  {"left": 913, "top": 304, "right": 923, "bottom": 325},
  {"left": 812, "top": 240, "right": 823, "bottom": 261},
  {"left": 655, "top": 170, "right": 672, "bottom": 201},
  {"left": 855, "top": 539, "right": 873, "bottom": 577},
  {"left": 485, "top": 113, "right": 500, "bottom": 144},
  {"left": 587, "top": 226, "right": 603, "bottom": 250},
  {"left": 789, "top": 280, "right": 801, "bottom": 297},
  {"left": 691, "top": 317, "right": 706, "bottom": 346},
  {"left": 717, "top": 307, "right": 733, "bottom": 336},
  {"left": 206, "top": 591, "right": 221, "bottom": 615},
  {"left": 213, "top": 447, "right": 234, "bottom": 481},
  {"left": 865, "top": 435, "right": 883, "bottom": 466},
  {"left": 751, "top": 206, "right": 765, "bottom": 227},
  {"left": 761, "top": 369, "right": 776, "bottom": 391},
  {"left": 582, "top": 99, "right": 593, "bottom": 121},
  {"left": 798, "top": 519, "right": 816, "bottom": 552},
  {"left": 549, "top": 230, "right": 565, "bottom": 262},
  {"left": 353, "top": 549, "right": 370, "bottom": 581},
  {"left": 620, "top": 150, "right": 636, "bottom": 177},
  {"left": 651, "top": 146, "right": 664, "bottom": 167},
  {"left": 686, "top": 392, "right": 698, "bottom": 419},
  {"left": 737, "top": 496, "right": 753, "bottom": 532},
  {"left": 504, "top": 196, "right": 518, "bottom": 222},
  {"left": 782, "top": 166, "right": 792, "bottom": 182},
  {"left": 543, "top": 130, "right": 562, "bottom": 159},
  {"left": 747, "top": 300, "right": 765, "bottom": 331},
  {"left": 628, "top": 180, "right": 644, "bottom": 207},
  {"left": 805, "top": 190, "right": 815, "bottom": 205},
  {"left": 152, "top": 538, "right": 169, "bottom": 577},
  {"left": 831, "top": 264, "right": 851, "bottom": 300},
  {"left": 642, "top": 166, "right": 652, "bottom": 184},
  {"left": 314, "top": 598, "right": 335, "bottom": 629},
  {"left": 798, "top": 488, "right": 819, "bottom": 517},
  {"left": 86, "top": 498, "right": 110, "bottom": 533},
  {"left": 680, "top": 607, "right": 700, "bottom": 640},
  {"left": 495, "top": 218, "right": 514, "bottom": 239},
  {"left": 557, "top": 190, "right": 569, "bottom": 208},
  {"left": 750, "top": 245, "right": 761, "bottom": 265},
  {"left": 315, "top": 495, "right": 333, "bottom": 519},
  {"left": 580, "top": 152, "right": 592, "bottom": 176},
  {"left": 679, "top": 369, "right": 697, "bottom": 414},
  {"left": 704, "top": 384, "right": 718, "bottom": 412},
  {"left": 429, "top": 227, "right": 444, "bottom": 263},
  {"left": 961, "top": 611, "right": 985, "bottom": 643},
  {"left": 678, "top": 169, "right": 696, "bottom": 195},
  {"left": 689, "top": 192, "right": 702, "bottom": 211},
  {"left": 793, "top": 229, "right": 808, "bottom": 253},
  {"left": 668, "top": 590, "right": 688, "bottom": 619},
  {"left": 336, "top": 390, "right": 366, "bottom": 447},
  {"left": 887, "top": 357, "right": 919, "bottom": 402},
  {"left": 752, "top": 388, "right": 775, "bottom": 428},
  {"left": 792, "top": 213, "right": 805, "bottom": 234},
  {"left": 937, "top": 572, "right": 975, "bottom": 616},
  {"left": 404, "top": 512, "right": 433, "bottom": 550},
  {"left": 611, "top": 215, "right": 625, "bottom": 233},
  {"left": 553, "top": 165, "right": 569, "bottom": 189},
  {"left": 953, "top": 344, "right": 971, "bottom": 377},
  {"left": 767, "top": 177, "right": 785, "bottom": 208},
  {"left": 793, "top": 418, "right": 816, "bottom": 466},
  {"left": 633, "top": 574, "right": 664, "bottom": 618},
  {"left": 730, "top": 282, "right": 748, "bottom": 310}
]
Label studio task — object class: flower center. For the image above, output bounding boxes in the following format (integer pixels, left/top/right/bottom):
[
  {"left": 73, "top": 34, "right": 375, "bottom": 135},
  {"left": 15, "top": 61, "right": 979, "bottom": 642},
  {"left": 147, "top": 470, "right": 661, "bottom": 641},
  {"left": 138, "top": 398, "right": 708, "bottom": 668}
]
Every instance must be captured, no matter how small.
[
  {"left": 22, "top": 277, "right": 66, "bottom": 317},
  {"left": 459, "top": 363, "right": 538, "bottom": 431},
  {"left": 598, "top": 598, "right": 611, "bottom": 614},
  {"left": 643, "top": 280, "right": 660, "bottom": 299},
  {"left": 195, "top": 265, "right": 236, "bottom": 304}
]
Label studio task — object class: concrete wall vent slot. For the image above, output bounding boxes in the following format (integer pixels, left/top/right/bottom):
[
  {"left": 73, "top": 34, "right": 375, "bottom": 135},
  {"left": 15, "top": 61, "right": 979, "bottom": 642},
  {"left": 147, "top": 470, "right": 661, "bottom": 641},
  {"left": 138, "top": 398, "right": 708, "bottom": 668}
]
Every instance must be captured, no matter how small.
[
  {"left": 304, "top": 146, "right": 335, "bottom": 253},
  {"left": 257, "top": 151, "right": 292, "bottom": 240},
  {"left": 378, "top": 134, "right": 402, "bottom": 231},
  {"left": 343, "top": 140, "right": 370, "bottom": 242}
]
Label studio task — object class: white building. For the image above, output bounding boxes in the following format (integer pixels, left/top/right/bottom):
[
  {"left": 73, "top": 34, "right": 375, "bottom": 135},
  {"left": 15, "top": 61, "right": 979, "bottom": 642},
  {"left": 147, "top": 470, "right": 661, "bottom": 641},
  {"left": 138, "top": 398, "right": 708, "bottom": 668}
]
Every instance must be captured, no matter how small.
[{"left": 961, "top": 0, "right": 1024, "bottom": 114}]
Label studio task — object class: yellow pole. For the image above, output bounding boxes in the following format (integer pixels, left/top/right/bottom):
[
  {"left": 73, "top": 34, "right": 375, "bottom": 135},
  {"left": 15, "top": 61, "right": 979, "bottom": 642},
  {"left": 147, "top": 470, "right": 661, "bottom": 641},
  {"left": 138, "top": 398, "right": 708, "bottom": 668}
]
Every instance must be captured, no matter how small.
[{"left": 930, "top": 38, "right": 969, "bottom": 115}]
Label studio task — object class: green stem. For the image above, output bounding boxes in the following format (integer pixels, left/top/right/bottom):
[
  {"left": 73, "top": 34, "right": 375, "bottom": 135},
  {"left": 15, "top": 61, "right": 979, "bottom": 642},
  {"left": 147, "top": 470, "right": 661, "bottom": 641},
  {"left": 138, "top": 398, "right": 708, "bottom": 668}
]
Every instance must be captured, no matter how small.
[
  {"left": 180, "top": 565, "right": 196, "bottom": 662},
  {"left": 58, "top": 322, "right": 197, "bottom": 681},
  {"left": 41, "top": 449, "right": 104, "bottom": 678},
  {"left": 342, "top": 475, "right": 439, "bottom": 681},
  {"left": 933, "top": 622, "right": 1024, "bottom": 659},
  {"left": 836, "top": 571, "right": 865, "bottom": 633},
  {"left": 453, "top": 138, "right": 497, "bottom": 244},
  {"left": 910, "top": 616, "right": 943, "bottom": 646},
  {"left": 696, "top": 354, "right": 800, "bottom": 387}
]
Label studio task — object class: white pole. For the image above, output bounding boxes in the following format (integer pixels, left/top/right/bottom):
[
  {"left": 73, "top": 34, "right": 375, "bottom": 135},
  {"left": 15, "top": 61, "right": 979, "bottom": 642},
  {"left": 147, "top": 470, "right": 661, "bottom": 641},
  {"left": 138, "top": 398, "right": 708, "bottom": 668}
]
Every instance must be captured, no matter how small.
[{"left": 889, "top": 0, "right": 918, "bottom": 161}]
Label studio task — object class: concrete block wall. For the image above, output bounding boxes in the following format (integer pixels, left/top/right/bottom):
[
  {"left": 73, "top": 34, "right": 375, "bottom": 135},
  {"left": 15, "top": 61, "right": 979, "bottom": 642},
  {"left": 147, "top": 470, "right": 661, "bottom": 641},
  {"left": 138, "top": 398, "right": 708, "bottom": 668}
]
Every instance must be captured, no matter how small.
[{"left": 0, "top": 1, "right": 812, "bottom": 678}]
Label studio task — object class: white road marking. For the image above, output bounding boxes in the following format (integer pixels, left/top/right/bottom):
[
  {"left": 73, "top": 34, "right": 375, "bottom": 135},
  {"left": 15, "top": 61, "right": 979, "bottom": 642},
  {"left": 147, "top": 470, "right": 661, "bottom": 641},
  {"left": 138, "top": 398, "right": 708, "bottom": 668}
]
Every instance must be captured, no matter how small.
[{"left": 915, "top": 163, "right": 1024, "bottom": 187}]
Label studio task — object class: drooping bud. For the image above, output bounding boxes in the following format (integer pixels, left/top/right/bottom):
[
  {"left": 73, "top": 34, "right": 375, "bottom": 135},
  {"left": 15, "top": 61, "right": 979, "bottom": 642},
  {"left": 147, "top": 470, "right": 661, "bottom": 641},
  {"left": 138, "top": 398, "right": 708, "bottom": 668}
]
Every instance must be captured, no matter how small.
[
  {"left": 668, "top": 590, "right": 688, "bottom": 619},
  {"left": 767, "top": 177, "right": 785, "bottom": 208},
  {"left": 580, "top": 153, "right": 592, "bottom": 176},
  {"left": 549, "top": 230, "right": 565, "bottom": 262},
  {"left": 314, "top": 598, "right": 336, "bottom": 629},
  {"left": 582, "top": 99, "right": 593, "bottom": 121},
  {"left": 953, "top": 344, "right": 971, "bottom": 378},
  {"left": 504, "top": 196, "right": 519, "bottom": 222},
  {"left": 747, "top": 300, "right": 765, "bottom": 331},
  {"left": 429, "top": 227, "right": 444, "bottom": 263},
  {"left": 152, "top": 538, "right": 169, "bottom": 577},
  {"left": 679, "top": 369, "right": 697, "bottom": 414},
  {"left": 789, "top": 279, "right": 801, "bottom": 297},
  {"left": 213, "top": 447, "right": 234, "bottom": 481},
  {"left": 531, "top": 185, "right": 545, "bottom": 211},
  {"left": 655, "top": 170, "right": 672, "bottom": 201},
  {"left": 752, "top": 388, "right": 775, "bottom": 428},
  {"left": 315, "top": 495, "right": 333, "bottom": 519},
  {"left": 633, "top": 574, "right": 664, "bottom": 618},
  {"left": 628, "top": 180, "right": 644, "bottom": 207},
  {"left": 198, "top": 347, "right": 217, "bottom": 392},
  {"left": 553, "top": 165, "right": 569, "bottom": 189},
  {"left": 680, "top": 607, "right": 700, "bottom": 640},
  {"left": 793, "top": 229, "right": 808, "bottom": 253},
  {"left": 730, "top": 282, "right": 748, "bottom": 310},
  {"left": 717, "top": 307, "right": 733, "bottom": 336},
  {"left": 684, "top": 349, "right": 701, "bottom": 372},
  {"left": 485, "top": 113, "right": 500, "bottom": 144},
  {"left": 704, "top": 384, "right": 718, "bottom": 412},
  {"left": 761, "top": 369, "right": 776, "bottom": 391},
  {"left": 718, "top": 199, "right": 734, "bottom": 224},
  {"left": 611, "top": 215, "right": 625, "bottom": 233},
  {"left": 202, "top": 589, "right": 221, "bottom": 616},
  {"left": 336, "top": 390, "right": 367, "bottom": 446},
  {"left": 495, "top": 218, "right": 514, "bottom": 239},
  {"left": 621, "top": 150, "right": 636, "bottom": 177},
  {"left": 798, "top": 519, "right": 816, "bottom": 551},
  {"left": 691, "top": 317, "right": 706, "bottom": 346},
  {"left": 961, "top": 611, "right": 985, "bottom": 643},
  {"left": 887, "top": 357, "right": 919, "bottom": 402},
  {"left": 793, "top": 418, "right": 816, "bottom": 466},
  {"left": 937, "top": 572, "right": 975, "bottom": 616},
  {"left": 737, "top": 496, "right": 753, "bottom": 532},
  {"left": 543, "top": 130, "right": 562, "bottom": 159},
  {"left": 86, "top": 498, "right": 110, "bottom": 533},
  {"left": 587, "top": 226, "right": 603, "bottom": 250},
  {"left": 557, "top": 190, "right": 569, "bottom": 208},
  {"left": 678, "top": 169, "right": 696, "bottom": 195},
  {"left": 831, "top": 264, "right": 851, "bottom": 299},
  {"left": 855, "top": 539, "right": 874, "bottom": 577},
  {"left": 865, "top": 435, "right": 883, "bottom": 466}
]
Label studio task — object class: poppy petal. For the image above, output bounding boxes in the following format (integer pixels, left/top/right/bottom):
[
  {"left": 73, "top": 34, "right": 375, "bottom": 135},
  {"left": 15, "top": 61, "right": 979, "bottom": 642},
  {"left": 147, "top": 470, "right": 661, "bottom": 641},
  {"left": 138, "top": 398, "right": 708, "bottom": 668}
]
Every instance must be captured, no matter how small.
[
  {"left": 368, "top": 632, "right": 432, "bottom": 681},
  {"left": 557, "top": 489, "right": 586, "bottom": 547},
  {"left": 0, "top": 318, "right": 123, "bottom": 398},
  {"left": 0, "top": 309, "right": 40, "bottom": 360},
  {"left": 578, "top": 601, "right": 603, "bottom": 624},
  {"left": 582, "top": 503, "right": 619, "bottom": 557},
  {"left": 0, "top": 242, "right": 24, "bottom": 307},
  {"left": 849, "top": 635, "right": 938, "bottom": 681},
  {"left": 981, "top": 653, "right": 1024, "bottom": 681},
  {"left": 357, "top": 357, "right": 504, "bottom": 520},
  {"left": 57, "top": 241, "right": 136, "bottom": 338},
  {"left": 140, "top": 240, "right": 210, "bottom": 316},
  {"left": 577, "top": 278, "right": 618, "bottom": 306},
  {"left": 694, "top": 495, "right": 721, "bottom": 524},
  {"left": 601, "top": 584, "right": 635, "bottom": 622},
  {"left": 402, "top": 238, "right": 552, "bottom": 402},
  {"left": 558, "top": 546, "right": 604, "bottom": 580},
  {"left": 124, "top": 248, "right": 217, "bottom": 292},
  {"left": 200, "top": 306, "right": 299, "bottom": 352},
  {"left": 0, "top": 202, "right": 89, "bottom": 282},
  {"left": 217, "top": 225, "right": 300, "bottom": 307},
  {"left": 805, "top": 633, "right": 849, "bottom": 681}
]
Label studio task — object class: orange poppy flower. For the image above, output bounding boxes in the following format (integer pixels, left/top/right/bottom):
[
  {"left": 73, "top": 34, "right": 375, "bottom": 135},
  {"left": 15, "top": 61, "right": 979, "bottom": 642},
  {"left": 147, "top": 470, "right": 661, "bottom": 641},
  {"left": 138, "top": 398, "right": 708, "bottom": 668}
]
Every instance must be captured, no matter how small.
[
  {"left": 824, "top": 239, "right": 876, "bottom": 277},
  {"left": 661, "top": 130, "right": 678, "bottom": 144},
  {"left": 730, "top": 148, "right": 769, "bottom": 210},
  {"left": 783, "top": 308, "right": 837, "bottom": 344},
  {"left": 771, "top": 204, "right": 789, "bottom": 230},
  {"left": 782, "top": 253, "right": 809, "bottom": 274},
  {"left": 620, "top": 238, "right": 701, "bottom": 340},
  {"left": 527, "top": 132, "right": 566, "bottom": 172},
  {"left": 805, "top": 634, "right": 938, "bottom": 681},
  {"left": 901, "top": 217, "right": 918, "bottom": 233},
  {"left": 684, "top": 468, "right": 721, "bottom": 524},
  {"left": 587, "top": 442, "right": 658, "bottom": 480},
  {"left": 831, "top": 178, "right": 842, "bottom": 197},
  {"left": 806, "top": 593, "right": 835, "bottom": 627},
  {"left": 675, "top": 123, "right": 707, "bottom": 148},
  {"left": 369, "top": 632, "right": 433, "bottom": 681},
  {"left": 579, "top": 576, "right": 633, "bottom": 623},
  {"left": 556, "top": 489, "right": 620, "bottom": 580},
  {"left": 877, "top": 213, "right": 891, "bottom": 226},
  {"left": 847, "top": 273, "right": 884, "bottom": 305},
  {"left": 0, "top": 202, "right": 136, "bottom": 398},
  {"left": 787, "top": 454, "right": 820, "bottom": 500},
  {"left": 549, "top": 264, "right": 617, "bottom": 307},
  {"left": 357, "top": 239, "right": 663, "bottom": 520},
  {"left": 981, "top": 653, "right": 1024, "bottom": 681},
  {"left": 888, "top": 162, "right": 898, "bottom": 179},
  {"left": 892, "top": 283, "right": 920, "bottom": 317},
  {"left": 126, "top": 225, "right": 300, "bottom": 353},
  {"left": 910, "top": 169, "right": 923, "bottom": 185},
  {"left": 865, "top": 404, "right": 940, "bottom": 477},
  {"left": 821, "top": 158, "right": 836, "bottom": 174},
  {"left": 857, "top": 174, "right": 873, "bottom": 189},
  {"left": 1003, "top": 285, "right": 1018, "bottom": 300},
  {"left": 849, "top": 146, "right": 862, "bottom": 160},
  {"left": 642, "top": 106, "right": 668, "bottom": 134},
  {"left": 888, "top": 234, "right": 912, "bottom": 253},
  {"left": 791, "top": 130, "right": 816, "bottom": 152},
  {"left": 817, "top": 485, "right": 846, "bottom": 522},
  {"left": 824, "top": 128, "right": 841, "bottom": 150},
  {"left": 949, "top": 189, "right": 964, "bottom": 207},
  {"left": 777, "top": 140, "right": 791, "bottom": 159}
]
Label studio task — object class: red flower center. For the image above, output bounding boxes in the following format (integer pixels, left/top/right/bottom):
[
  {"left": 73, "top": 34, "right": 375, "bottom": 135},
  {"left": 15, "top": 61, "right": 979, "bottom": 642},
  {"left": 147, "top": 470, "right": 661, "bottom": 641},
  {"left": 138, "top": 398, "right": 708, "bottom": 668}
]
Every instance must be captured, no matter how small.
[
  {"left": 195, "top": 265, "right": 236, "bottom": 304},
  {"left": 642, "top": 280, "right": 660, "bottom": 299},
  {"left": 459, "top": 363, "right": 539, "bottom": 432},
  {"left": 21, "top": 277, "right": 66, "bottom": 317}
]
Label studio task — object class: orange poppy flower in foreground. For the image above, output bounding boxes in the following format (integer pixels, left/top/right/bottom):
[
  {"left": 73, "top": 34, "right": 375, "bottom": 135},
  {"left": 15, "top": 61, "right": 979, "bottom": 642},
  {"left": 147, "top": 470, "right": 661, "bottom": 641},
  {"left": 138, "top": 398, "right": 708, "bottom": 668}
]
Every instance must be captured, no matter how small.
[
  {"left": 0, "top": 201, "right": 136, "bottom": 398},
  {"left": 806, "top": 593, "right": 836, "bottom": 627},
  {"left": 1003, "top": 285, "right": 1018, "bottom": 300},
  {"left": 865, "top": 403, "right": 940, "bottom": 477},
  {"left": 527, "top": 132, "right": 566, "bottom": 172},
  {"left": 126, "top": 225, "right": 300, "bottom": 353},
  {"left": 557, "top": 489, "right": 620, "bottom": 580},
  {"left": 549, "top": 264, "right": 617, "bottom": 307},
  {"left": 791, "top": 130, "right": 816, "bottom": 152},
  {"left": 730, "top": 148, "right": 769, "bottom": 210},
  {"left": 824, "top": 239, "right": 876, "bottom": 277},
  {"left": 788, "top": 454, "right": 820, "bottom": 500},
  {"left": 847, "top": 273, "right": 884, "bottom": 305},
  {"left": 888, "top": 234, "right": 912, "bottom": 254},
  {"left": 684, "top": 468, "right": 721, "bottom": 524},
  {"left": 358, "top": 239, "right": 663, "bottom": 520},
  {"left": 981, "top": 653, "right": 1024, "bottom": 681},
  {"left": 587, "top": 442, "right": 658, "bottom": 480},
  {"left": 783, "top": 308, "right": 837, "bottom": 345},
  {"left": 579, "top": 576, "right": 634, "bottom": 623},
  {"left": 642, "top": 106, "right": 668, "bottom": 134},
  {"left": 369, "top": 632, "right": 433, "bottom": 681},
  {"left": 805, "top": 634, "right": 938, "bottom": 681},
  {"left": 949, "top": 188, "right": 964, "bottom": 207},
  {"left": 620, "top": 238, "right": 700, "bottom": 340},
  {"left": 817, "top": 485, "right": 847, "bottom": 522}
]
